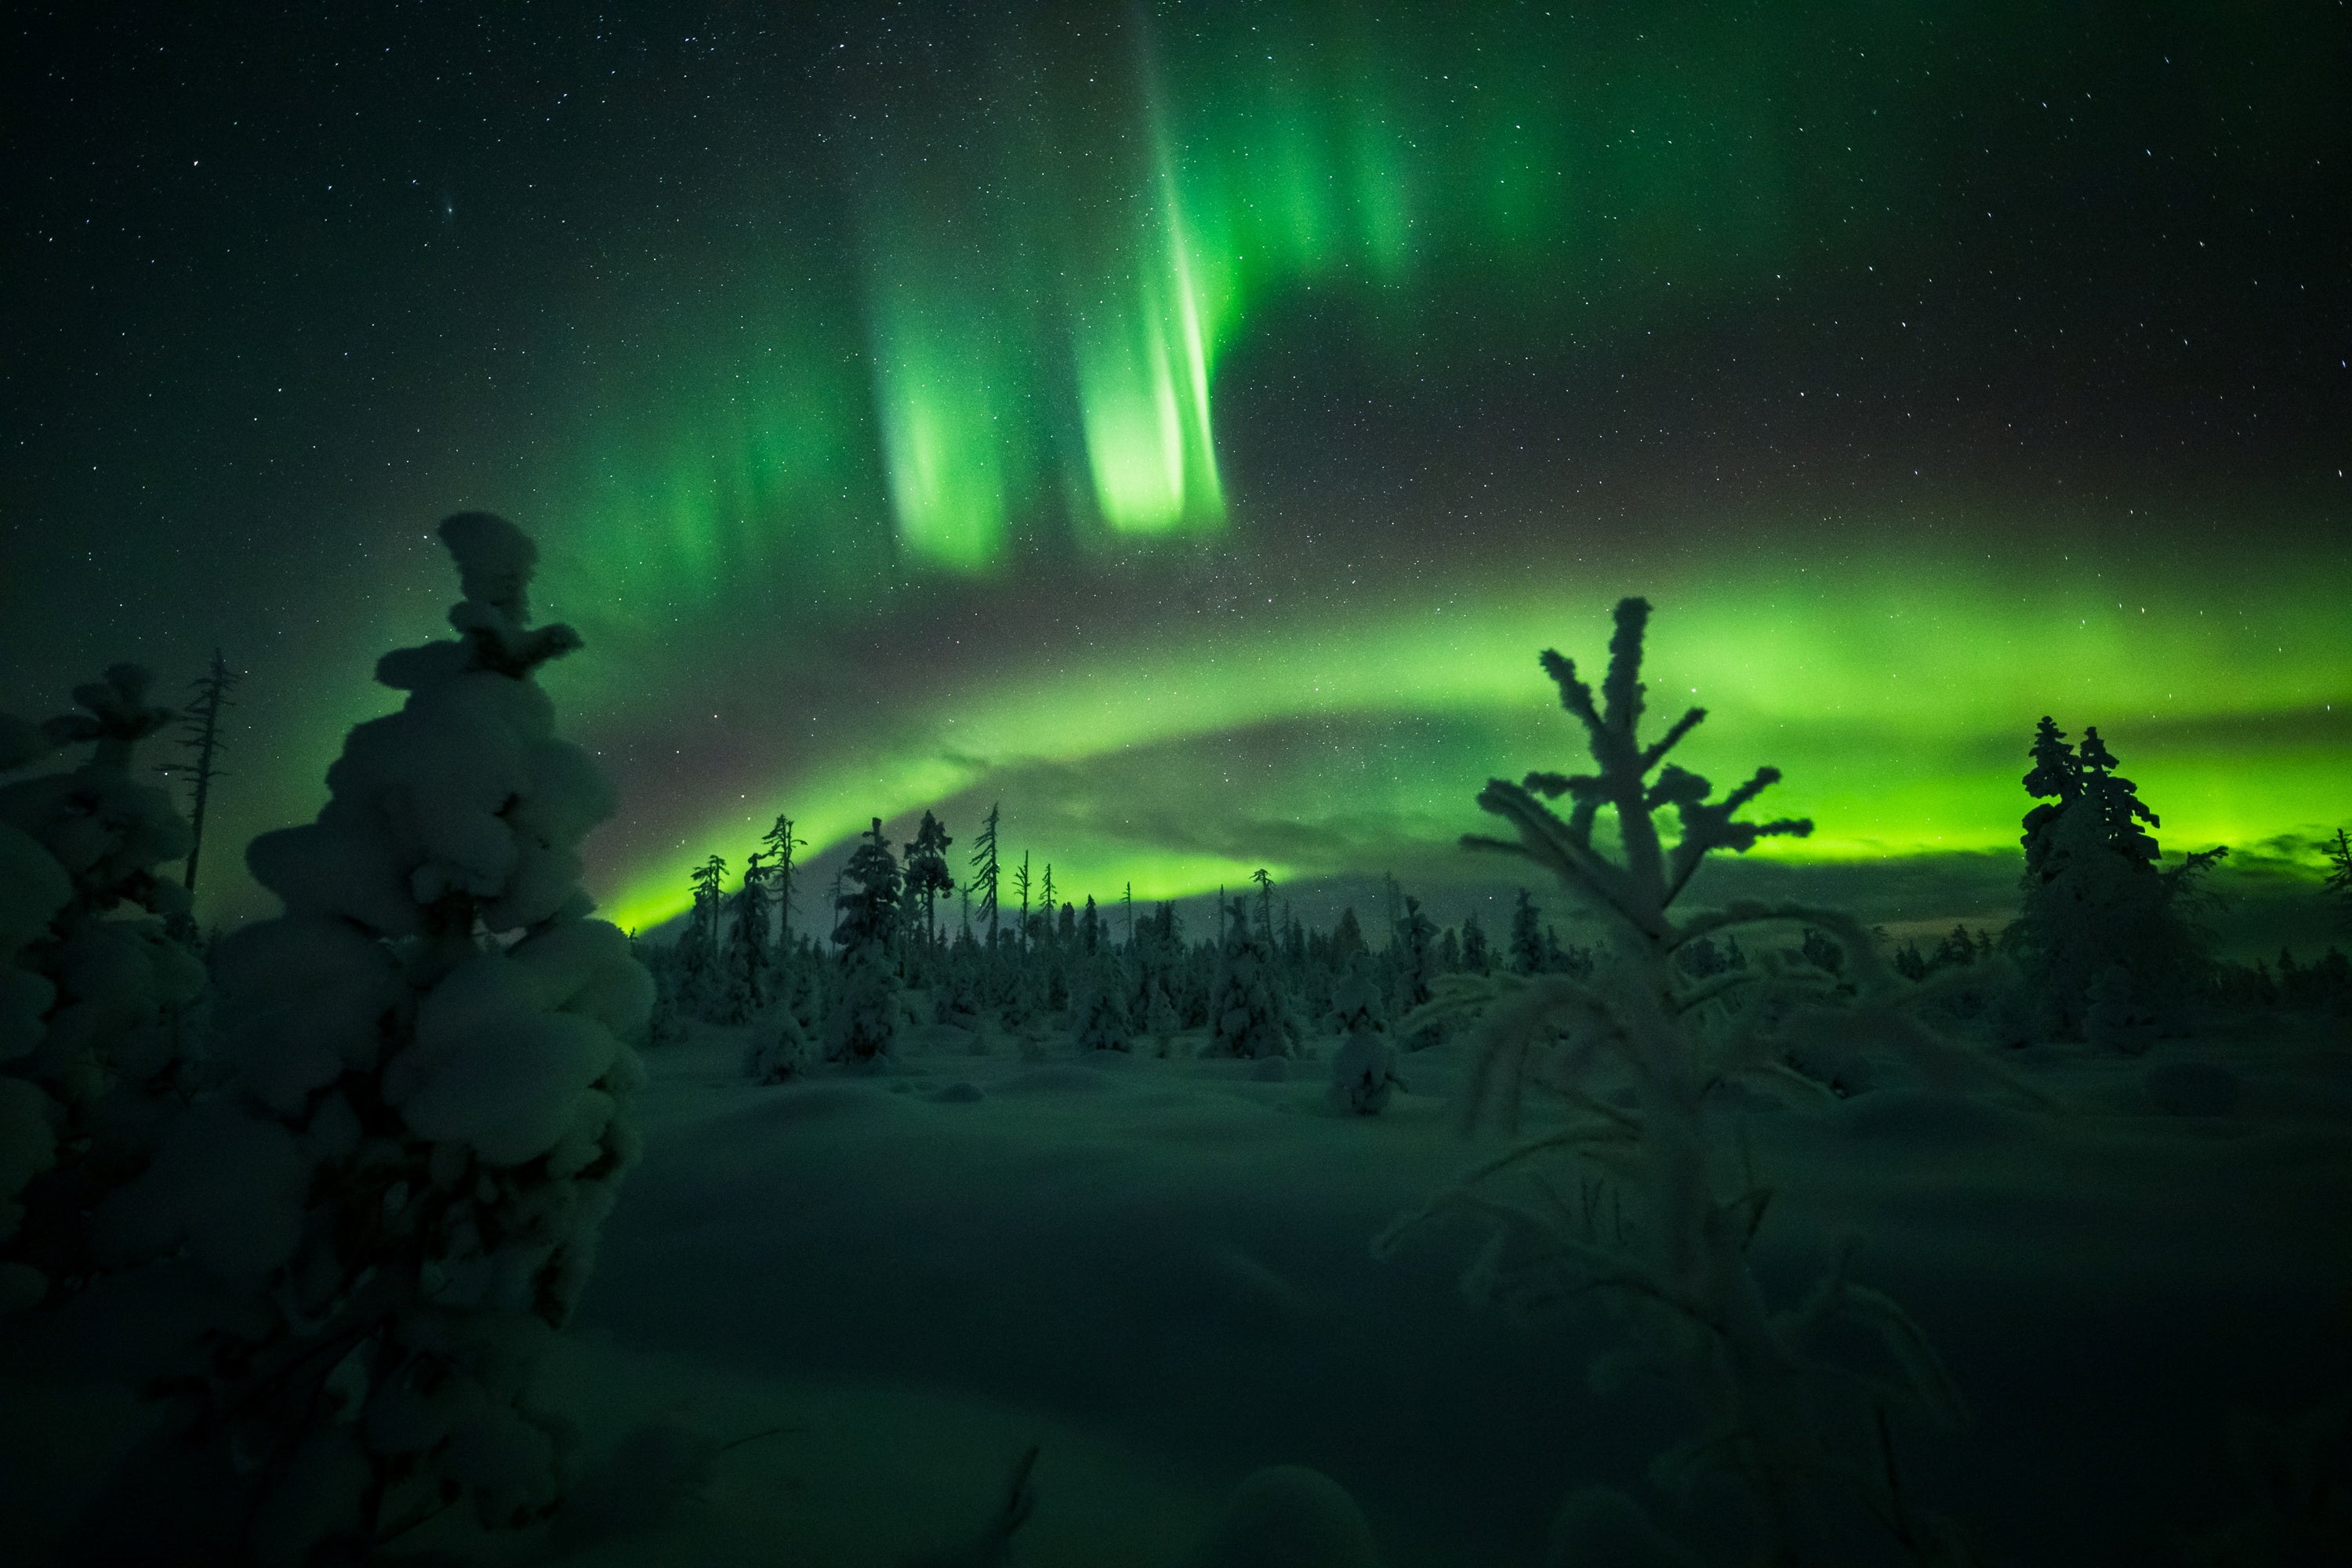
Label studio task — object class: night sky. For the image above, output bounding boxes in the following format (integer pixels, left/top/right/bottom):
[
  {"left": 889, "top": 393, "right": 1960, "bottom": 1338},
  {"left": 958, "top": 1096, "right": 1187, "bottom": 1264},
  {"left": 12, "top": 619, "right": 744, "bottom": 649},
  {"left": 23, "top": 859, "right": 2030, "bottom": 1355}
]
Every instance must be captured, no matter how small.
[{"left": 5, "top": 2, "right": 2347, "bottom": 937}]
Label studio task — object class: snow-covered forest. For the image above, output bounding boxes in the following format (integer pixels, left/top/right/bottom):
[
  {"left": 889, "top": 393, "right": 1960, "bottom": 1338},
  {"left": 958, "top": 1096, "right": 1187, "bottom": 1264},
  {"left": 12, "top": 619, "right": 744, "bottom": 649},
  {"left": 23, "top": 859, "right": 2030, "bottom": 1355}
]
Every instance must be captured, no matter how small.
[{"left": 3, "top": 517, "right": 2349, "bottom": 1568}]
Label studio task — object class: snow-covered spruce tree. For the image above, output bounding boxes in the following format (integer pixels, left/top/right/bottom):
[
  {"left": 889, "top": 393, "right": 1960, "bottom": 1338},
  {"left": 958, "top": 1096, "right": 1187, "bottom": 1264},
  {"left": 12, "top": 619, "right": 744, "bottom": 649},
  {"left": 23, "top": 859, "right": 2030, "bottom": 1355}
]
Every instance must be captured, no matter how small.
[
  {"left": 2009, "top": 717, "right": 2226, "bottom": 1043},
  {"left": 931, "top": 946, "right": 985, "bottom": 1031},
  {"left": 673, "top": 854, "right": 725, "bottom": 1021},
  {"left": 1143, "top": 976, "right": 1181, "bottom": 1056},
  {"left": 1375, "top": 597, "right": 2025, "bottom": 1567},
  {"left": 743, "top": 1006, "right": 813, "bottom": 1084},
  {"left": 826, "top": 817, "right": 901, "bottom": 1064},
  {"left": 1069, "top": 957, "right": 1134, "bottom": 1053},
  {"left": 1508, "top": 888, "right": 1545, "bottom": 976},
  {"left": 903, "top": 809, "right": 954, "bottom": 956},
  {"left": 1459, "top": 909, "right": 1493, "bottom": 975},
  {"left": 1204, "top": 898, "right": 1298, "bottom": 1061},
  {"left": 1326, "top": 958, "right": 1403, "bottom": 1116},
  {"left": 74, "top": 513, "right": 653, "bottom": 1566},
  {"left": 0, "top": 668, "right": 207, "bottom": 1319},
  {"left": 1387, "top": 895, "right": 1445, "bottom": 1047},
  {"left": 718, "top": 850, "right": 771, "bottom": 1024}
]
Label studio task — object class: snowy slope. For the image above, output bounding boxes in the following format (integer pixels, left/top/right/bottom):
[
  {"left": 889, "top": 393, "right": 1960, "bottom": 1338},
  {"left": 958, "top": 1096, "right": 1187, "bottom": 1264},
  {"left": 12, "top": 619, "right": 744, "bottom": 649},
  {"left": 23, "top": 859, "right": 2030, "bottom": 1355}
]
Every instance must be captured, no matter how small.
[{"left": 470, "top": 1011, "right": 2352, "bottom": 1566}]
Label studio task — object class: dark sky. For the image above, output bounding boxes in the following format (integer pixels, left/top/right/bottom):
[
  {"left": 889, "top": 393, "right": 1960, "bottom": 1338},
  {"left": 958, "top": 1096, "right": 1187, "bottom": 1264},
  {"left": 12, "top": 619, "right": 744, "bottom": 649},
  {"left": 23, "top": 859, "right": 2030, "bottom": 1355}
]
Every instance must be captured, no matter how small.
[{"left": 5, "top": 1, "right": 2347, "bottom": 936}]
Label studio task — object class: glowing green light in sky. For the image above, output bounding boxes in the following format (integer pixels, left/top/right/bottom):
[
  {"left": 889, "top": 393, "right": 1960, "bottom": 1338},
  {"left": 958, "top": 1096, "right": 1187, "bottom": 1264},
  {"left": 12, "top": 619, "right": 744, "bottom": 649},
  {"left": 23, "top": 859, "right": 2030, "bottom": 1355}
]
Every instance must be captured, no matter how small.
[
  {"left": 870, "top": 292, "right": 1017, "bottom": 574},
  {"left": 174, "top": 3, "right": 2346, "bottom": 943},
  {"left": 597, "top": 516, "right": 2352, "bottom": 933},
  {"left": 1073, "top": 129, "right": 1224, "bottom": 535}
]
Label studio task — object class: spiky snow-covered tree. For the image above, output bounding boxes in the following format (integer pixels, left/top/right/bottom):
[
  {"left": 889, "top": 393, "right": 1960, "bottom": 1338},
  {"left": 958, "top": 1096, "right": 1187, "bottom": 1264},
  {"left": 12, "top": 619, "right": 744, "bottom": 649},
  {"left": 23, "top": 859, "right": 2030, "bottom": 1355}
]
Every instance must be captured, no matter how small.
[
  {"left": 743, "top": 1006, "right": 813, "bottom": 1084},
  {"left": 1459, "top": 910, "right": 1492, "bottom": 975},
  {"left": 968, "top": 803, "right": 1002, "bottom": 949},
  {"left": 2010, "top": 718, "right": 2226, "bottom": 1040},
  {"left": 1143, "top": 976, "right": 1181, "bottom": 1056},
  {"left": 0, "top": 667, "right": 206, "bottom": 1318},
  {"left": 1387, "top": 895, "right": 1444, "bottom": 1047},
  {"left": 1376, "top": 596, "right": 2019, "bottom": 1566},
  {"left": 904, "top": 810, "right": 955, "bottom": 954},
  {"left": 1507, "top": 888, "right": 1544, "bottom": 976},
  {"left": 1326, "top": 960, "right": 1402, "bottom": 1116},
  {"left": 760, "top": 813, "right": 806, "bottom": 955},
  {"left": 1069, "top": 957, "right": 1133, "bottom": 1053},
  {"left": 1204, "top": 898, "right": 1296, "bottom": 1061},
  {"left": 74, "top": 513, "right": 653, "bottom": 1566},
  {"left": 826, "top": 818, "right": 901, "bottom": 1064},
  {"left": 718, "top": 851, "right": 772, "bottom": 1024}
]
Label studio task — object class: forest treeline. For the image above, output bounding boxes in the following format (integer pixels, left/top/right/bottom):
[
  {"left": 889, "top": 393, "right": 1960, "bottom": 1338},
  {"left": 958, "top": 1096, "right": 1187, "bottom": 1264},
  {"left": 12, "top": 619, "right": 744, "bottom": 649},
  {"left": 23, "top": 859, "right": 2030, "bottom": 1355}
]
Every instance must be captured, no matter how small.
[
  {"left": 648, "top": 717, "right": 2352, "bottom": 1083},
  {"left": 2, "top": 520, "right": 2348, "bottom": 1565}
]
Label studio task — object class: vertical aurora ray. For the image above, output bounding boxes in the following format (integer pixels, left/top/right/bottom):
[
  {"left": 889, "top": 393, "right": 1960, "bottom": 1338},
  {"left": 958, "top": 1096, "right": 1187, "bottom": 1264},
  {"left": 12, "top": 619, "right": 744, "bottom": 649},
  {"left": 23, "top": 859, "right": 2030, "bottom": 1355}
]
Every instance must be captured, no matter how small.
[
  {"left": 524, "top": 3, "right": 1933, "bottom": 586},
  {"left": 869, "top": 275, "right": 1022, "bottom": 573},
  {"left": 1069, "top": 100, "right": 1225, "bottom": 537}
]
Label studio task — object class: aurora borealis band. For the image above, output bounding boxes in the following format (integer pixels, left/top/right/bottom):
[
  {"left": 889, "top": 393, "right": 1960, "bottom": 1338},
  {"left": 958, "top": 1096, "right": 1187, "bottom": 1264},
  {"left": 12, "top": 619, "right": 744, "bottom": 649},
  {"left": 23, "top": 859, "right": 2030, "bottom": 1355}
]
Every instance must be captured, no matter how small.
[{"left": 5, "top": 2, "right": 2348, "bottom": 938}]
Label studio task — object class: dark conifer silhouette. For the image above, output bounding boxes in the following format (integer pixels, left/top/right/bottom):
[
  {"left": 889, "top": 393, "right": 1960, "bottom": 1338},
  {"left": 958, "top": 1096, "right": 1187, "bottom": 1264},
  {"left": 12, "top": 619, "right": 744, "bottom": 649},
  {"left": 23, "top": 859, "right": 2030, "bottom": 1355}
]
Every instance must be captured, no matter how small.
[
  {"left": 691, "top": 855, "right": 728, "bottom": 948},
  {"left": 761, "top": 813, "right": 806, "bottom": 951},
  {"left": 164, "top": 645, "right": 241, "bottom": 906},
  {"left": 2011, "top": 716, "right": 2226, "bottom": 1041},
  {"left": 1012, "top": 851, "right": 1033, "bottom": 950},
  {"left": 906, "top": 809, "right": 955, "bottom": 949},
  {"left": 829, "top": 818, "right": 902, "bottom": 1062},
  {"left": 1507, "top": 887, "right": 1544, "bottom": 975},
  {"left": 1378, "top": 596, "right": 1998, "bottom": 1565},
  {"left": 1390, "top": 895, "right": 1441, "bottom": 1028},
  {"left": 2319, "top": 826, "right": 2350, "bottom": 931},
  {"left": 1329, "top": 906, "right": 1367, "bottom": 971},
  {"left": 969, "top": 802, "right": 1003, "bottom": 947},
  {"left": 724, "top": 849, "right": 771, "bottom": 1020}
]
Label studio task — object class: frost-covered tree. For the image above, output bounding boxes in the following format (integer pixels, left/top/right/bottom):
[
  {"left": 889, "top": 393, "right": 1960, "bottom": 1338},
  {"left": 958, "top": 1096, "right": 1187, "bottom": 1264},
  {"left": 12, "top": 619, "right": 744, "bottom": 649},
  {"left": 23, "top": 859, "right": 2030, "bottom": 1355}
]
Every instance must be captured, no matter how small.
[
  {"left": 1143, "top": 976, "right": 1181, "bottom": 1056},
  {"left": 719, "top": 851, "right": 772, "bottom": 1023},
  {"left": 1328, "top": 906, "right": 1367, "bottom": 974},
  {"left": 1326, "top": 960, "right": 1401, "bottom": 1116},
  {"left": 1387, "top": 895, "right": 1443, "bottom": 1046},
  {"left": 932, "top": 951, "right": 985, "bottom": 1033},
  {"left": 1377, "top": 597, "right": 2019, "bottom": 1566},
  {"left": 760, "top": 814, "right": 806, "bottom": 954},
  {"left": 904, "top": 810, "right": 954, "bottom": 953},
  {"left": 1507, "top": 888, "right": 1544, "bottom": 976},
  {"left": 968, "top": 802, "right": 1002, "bottom": 948},
  {"left": 1069, "top": 959, "right": 1133, "bottom": 1053},
  {"left": 0, "top": 667, "right": 206, "bottom": 1318},
  {"left": 2010, "top": 717, "right": 2226, "bottom": 1040},
  {"left": 675, "top": 855, "right": 727, "bottom": 1018},
  {"left": 743, "top": 1007, "right": 813, "bottom": 1084},
  {"left": 1459, "top": 910, "right": 1492, "bottom": 975},
  {"left": 73, "top": 513, "right": 653, "bottom": 1566},
  {"left": 1250, "top": 866, "right": 1276, "bottom": 946},
  {"left": 826, "top": 818, "right": 901, "bottom": 1063},
  {"left": 1205, "top": 898, "right": 1297, "bottom": 1061}
]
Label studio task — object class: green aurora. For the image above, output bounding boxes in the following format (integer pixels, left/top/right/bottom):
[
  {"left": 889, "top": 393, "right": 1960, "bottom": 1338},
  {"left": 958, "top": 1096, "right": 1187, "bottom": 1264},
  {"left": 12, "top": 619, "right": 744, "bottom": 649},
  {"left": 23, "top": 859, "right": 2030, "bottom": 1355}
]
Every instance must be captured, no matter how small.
[
  {"left": 8, "top": 1, "right": 2344, "bottom": 937},
  {"left": 572, "top": 516, "right": 2349, "bottom": 934}
]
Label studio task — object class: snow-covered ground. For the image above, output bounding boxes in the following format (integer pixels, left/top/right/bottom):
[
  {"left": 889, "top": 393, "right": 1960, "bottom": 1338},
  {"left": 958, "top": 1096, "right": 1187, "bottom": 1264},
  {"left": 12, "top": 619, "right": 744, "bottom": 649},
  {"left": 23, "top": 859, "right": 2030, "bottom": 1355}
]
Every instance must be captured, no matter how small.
[{"left": 11, "top": 1009, "right": 2350, "bottom": 1566}]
